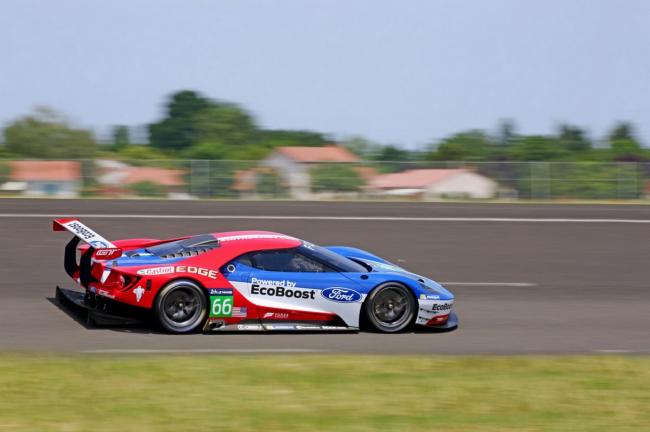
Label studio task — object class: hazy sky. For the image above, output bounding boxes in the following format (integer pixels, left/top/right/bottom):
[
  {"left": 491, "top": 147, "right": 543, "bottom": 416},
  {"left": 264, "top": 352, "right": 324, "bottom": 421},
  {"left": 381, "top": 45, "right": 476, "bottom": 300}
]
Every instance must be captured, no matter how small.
[{"left": 1, "top": 0, "right": 649, "bottom": 147}]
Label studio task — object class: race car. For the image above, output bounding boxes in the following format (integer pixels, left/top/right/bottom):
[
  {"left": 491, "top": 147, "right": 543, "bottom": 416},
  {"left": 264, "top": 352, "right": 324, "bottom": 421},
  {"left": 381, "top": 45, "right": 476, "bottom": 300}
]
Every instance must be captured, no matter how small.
[{"left": 53, "top": 218, "right": 457, "bottom": 334}]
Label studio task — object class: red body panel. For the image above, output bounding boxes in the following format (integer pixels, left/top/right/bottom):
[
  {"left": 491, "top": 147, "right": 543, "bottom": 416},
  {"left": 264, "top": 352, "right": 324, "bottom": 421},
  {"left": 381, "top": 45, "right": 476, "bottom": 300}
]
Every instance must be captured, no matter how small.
[{"left": 70, "top": 230, "right": 335, "bottom": 325}]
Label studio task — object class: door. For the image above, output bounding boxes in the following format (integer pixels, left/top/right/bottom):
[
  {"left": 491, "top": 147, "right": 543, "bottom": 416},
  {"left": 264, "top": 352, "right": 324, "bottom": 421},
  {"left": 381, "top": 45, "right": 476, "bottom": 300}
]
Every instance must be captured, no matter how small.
[{"left": 245, "top": 249, "right": 364, "bottom": 327}]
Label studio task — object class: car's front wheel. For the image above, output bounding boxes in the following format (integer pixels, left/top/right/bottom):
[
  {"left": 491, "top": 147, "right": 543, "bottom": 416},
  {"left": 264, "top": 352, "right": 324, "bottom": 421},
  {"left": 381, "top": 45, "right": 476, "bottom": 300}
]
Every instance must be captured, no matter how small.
[
  {"left": 364, "top": 283, "right": 416, "bottom": 333},
  {"left": 154, "top": 279, "right": 207, "bottom": 333}
]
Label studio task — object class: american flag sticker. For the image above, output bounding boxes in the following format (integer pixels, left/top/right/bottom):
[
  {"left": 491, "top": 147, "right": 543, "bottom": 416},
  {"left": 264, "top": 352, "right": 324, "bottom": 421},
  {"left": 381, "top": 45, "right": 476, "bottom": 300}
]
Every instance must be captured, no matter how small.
[{"left": 232, "top": 307, "right": 247, "bottom": 318}]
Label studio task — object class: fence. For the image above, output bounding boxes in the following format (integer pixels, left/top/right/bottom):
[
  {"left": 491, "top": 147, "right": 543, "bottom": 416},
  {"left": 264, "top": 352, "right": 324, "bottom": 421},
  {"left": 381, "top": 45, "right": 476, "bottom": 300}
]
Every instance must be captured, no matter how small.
[{"left": 1, "top": 159, "right": 649, "bottom": 200}]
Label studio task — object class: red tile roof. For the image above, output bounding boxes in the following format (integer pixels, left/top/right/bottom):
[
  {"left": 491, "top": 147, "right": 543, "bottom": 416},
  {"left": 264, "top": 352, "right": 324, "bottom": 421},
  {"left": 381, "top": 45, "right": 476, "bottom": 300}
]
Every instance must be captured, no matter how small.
[
  {"left": 276, "top": 145, "right": 360, "bottom": 163},
  {"left": 369, "top": 169, "right": 468, "bottom": 189},
  {"left": 123, "top": 167, "right": 185, "bottom": 186},
  {"left": 10, "top": 160, "right": 81, "bottom": 181}
]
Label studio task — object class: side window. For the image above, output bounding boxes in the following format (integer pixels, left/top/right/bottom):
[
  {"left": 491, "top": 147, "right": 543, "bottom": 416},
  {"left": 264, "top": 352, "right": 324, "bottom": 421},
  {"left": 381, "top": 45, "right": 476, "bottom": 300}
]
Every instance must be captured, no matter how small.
[{"left": 250, "top": 249, "right": 335, "bottom": 273}]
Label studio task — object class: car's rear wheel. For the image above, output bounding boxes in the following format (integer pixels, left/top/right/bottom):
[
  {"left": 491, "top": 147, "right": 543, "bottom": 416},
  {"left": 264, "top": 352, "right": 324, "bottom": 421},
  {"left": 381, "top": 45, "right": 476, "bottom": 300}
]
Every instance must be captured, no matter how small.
[
  {"left": 364, "top": 283, "right": 416, "bottom": 333},
  {"left": 155, "top": 279, "right": 207, "bottom": 333}
]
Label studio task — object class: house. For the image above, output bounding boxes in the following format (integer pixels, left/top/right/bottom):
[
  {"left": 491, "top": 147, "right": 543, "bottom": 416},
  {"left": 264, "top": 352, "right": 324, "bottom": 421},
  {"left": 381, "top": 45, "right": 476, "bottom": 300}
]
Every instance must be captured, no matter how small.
[
  {"left": 262, "top": 145, "right": 360, "bottom": 199},
  {"left": 2, "top": 160, "right": 81, "bottom": 197},
  {"left": 367, "top": 168, "right": 497, "bottom": 199},
  {"left": 96, "top": 160, "right": 187, "bottom": 197}
]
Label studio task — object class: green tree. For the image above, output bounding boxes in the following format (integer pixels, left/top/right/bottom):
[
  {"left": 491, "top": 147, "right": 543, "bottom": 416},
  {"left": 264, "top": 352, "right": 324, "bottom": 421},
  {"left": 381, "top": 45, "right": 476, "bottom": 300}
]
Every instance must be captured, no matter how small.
[
  {"left": 148, "top": 91, "right": 211, "bottom": 151},
  {"left": 508, "top": 135, "right": 567, "bottom": 161},
  {"left": 3, "top": 107, "right": 96, "bottom": 158},
  {"left": 557, "top": 125, "right": 591, "bottom": 153},
  {"left": 254, "top": 129, "right": 329, "bottom": 148},
  {"left": 130, "top": 181, "right": 166, "bottom": 197},
  {"left": 607, "top": 122, "right": 643, "bottom": 161},
  {"left": 428, "top": 130, "right": 492, "bottom": 161},
  {"left": 112, "top": 125, "right": 131, "bottom": 151},
  {"left": 311, "top": 164, "right": 364, "bottom": 192}
]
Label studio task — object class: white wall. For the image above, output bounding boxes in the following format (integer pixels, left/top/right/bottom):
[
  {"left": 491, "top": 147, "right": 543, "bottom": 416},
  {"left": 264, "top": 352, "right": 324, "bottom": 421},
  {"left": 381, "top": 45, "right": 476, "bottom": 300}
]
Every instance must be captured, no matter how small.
[
  {"left": 426, "top": 172, "right": 496, "bottom": 199},
  {"left": 262, "top": 153, "right": 311, "bottom": 199}
]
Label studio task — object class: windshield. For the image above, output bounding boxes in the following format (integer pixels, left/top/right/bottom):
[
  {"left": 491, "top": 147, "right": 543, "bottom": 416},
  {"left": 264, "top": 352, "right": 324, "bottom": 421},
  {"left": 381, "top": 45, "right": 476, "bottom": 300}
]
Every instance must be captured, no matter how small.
[{"left": 299, "top": 242, "right": 368, "bottom": 273}]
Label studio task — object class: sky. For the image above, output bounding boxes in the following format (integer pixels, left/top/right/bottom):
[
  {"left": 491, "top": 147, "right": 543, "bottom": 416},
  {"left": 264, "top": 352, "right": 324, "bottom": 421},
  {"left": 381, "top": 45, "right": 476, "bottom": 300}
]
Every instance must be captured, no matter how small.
[{"left": 1, "top": 0, "right": 649, "bottom": 148}]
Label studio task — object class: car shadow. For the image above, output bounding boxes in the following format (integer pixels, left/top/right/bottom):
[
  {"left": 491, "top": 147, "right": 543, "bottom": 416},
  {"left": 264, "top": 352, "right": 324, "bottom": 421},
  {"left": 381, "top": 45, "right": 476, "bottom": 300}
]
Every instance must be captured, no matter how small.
[{"left": 48, "top": 296, "right": 456, "bottom": 335}]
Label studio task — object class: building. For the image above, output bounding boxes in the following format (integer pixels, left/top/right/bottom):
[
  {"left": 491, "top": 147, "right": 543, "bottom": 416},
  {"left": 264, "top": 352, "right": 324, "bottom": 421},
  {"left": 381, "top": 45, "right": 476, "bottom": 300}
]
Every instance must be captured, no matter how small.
[
  {"left": 262, "top": 145, "right": 360, "bottom": 199},
  {"left": 96, "top": 160, "right": 186, "bottom": 197},
  {"left": 2, "top": 160, "right": 82, "bottom": 197},
  {"left": 367, "top": 168, "right": 497, "bottom": 199}
]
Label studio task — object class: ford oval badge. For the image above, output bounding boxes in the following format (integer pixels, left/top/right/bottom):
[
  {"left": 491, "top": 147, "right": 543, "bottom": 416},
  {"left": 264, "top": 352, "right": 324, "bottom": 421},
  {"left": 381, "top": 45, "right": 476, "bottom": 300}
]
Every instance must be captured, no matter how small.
[{"left": 321, "top": 287, "right": 362, "bottom": 303}]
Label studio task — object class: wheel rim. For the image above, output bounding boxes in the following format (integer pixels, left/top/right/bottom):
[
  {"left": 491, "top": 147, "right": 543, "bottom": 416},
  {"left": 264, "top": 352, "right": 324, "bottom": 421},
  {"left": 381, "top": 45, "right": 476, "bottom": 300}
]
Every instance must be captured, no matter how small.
[
  {"left": 162, "top": 287, "right": 201, "bottom": 328},
  {"left": 372, "top": 287, "right": 410, "bottom": 328}
]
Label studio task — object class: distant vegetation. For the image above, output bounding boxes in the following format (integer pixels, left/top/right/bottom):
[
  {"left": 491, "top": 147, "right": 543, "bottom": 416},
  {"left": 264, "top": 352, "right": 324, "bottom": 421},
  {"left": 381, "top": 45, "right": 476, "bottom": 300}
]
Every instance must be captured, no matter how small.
[{"left": 1, "top": 90, "right": 648, "bottom": 163}]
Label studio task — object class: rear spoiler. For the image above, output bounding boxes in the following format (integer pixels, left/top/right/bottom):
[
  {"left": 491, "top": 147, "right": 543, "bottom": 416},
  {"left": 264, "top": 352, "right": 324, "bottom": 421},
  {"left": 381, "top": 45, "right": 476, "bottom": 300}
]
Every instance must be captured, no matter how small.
[{"left": 53, "top": 218, "right": 122, "bottom": 286}]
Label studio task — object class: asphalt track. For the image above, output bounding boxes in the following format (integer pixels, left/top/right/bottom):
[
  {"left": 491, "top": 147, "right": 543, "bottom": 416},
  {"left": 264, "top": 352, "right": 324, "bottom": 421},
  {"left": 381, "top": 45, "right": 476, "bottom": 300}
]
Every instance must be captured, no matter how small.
[{"left": 0, "top": 198, "right": 649, "bottom": 354}]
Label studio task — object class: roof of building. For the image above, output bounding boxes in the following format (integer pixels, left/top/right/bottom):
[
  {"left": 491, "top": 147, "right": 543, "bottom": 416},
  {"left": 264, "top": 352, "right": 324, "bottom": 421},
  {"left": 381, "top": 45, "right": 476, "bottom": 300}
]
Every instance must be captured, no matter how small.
[
  {"left": 368, "top": 168, "right": 470, "bottom": 189},
  {"left": 275, "top": 145, "right": 360, "bottom": 163},
  {"left": 9, "top": 160, "right": 81, "bottom": 181},
  {"left": 123, "top": 167, "right": 185, "bottom": 186}
]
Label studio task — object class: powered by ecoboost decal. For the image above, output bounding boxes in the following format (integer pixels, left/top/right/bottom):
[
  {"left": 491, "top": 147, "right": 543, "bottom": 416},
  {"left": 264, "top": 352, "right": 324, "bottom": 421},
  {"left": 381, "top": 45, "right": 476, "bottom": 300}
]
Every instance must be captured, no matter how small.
[
  {"left": 250, "top": 277, "right": 315, "bottom": 300},
  {"left": 209, "top": 288, "right": 234, "bottom": 318}
]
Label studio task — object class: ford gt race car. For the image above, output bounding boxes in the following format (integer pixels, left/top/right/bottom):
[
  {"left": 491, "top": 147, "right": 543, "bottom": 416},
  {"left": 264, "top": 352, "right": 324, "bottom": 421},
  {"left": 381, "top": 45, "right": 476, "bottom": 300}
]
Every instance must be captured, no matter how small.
[{"left": 53, "top": 218, "right": 457, "bottom": 334}]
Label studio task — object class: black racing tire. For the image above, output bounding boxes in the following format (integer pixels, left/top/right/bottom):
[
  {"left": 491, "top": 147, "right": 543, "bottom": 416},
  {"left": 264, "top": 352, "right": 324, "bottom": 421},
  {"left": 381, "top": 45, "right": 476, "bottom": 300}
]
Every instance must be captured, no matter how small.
[
  {"left": 363, "top": 282, "right": 416, "bottom": 333},
  {"left": 154, "top": 279, "right": 207, "bottom": 333}
]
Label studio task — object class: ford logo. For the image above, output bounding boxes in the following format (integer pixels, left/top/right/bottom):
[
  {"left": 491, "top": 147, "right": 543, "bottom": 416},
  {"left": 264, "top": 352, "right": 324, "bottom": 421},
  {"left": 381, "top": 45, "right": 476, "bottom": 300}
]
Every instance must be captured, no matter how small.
[{"left": 321, "top": 287, "right": 362, "bottom": 303}]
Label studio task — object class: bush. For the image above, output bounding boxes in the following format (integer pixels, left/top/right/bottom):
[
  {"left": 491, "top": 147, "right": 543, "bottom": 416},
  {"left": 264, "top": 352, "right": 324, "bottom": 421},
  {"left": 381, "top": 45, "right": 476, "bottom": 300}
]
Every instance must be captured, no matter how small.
[
  {"left": 311, "top": 164, "right": 364, "bottom": 193},
  {"left": 129, "top": 181, "right": 166, "bottom": 197}
]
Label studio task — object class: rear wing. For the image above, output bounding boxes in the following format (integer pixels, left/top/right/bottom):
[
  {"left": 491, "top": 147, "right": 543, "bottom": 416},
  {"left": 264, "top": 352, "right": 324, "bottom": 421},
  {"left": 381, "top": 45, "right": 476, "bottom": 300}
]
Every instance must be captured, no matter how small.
[
  {"left": 53, "top": 218, "right": 116, "bottom": 249},
  {"left": 53, "top": 218, "right": 122, "bottom": 285}
]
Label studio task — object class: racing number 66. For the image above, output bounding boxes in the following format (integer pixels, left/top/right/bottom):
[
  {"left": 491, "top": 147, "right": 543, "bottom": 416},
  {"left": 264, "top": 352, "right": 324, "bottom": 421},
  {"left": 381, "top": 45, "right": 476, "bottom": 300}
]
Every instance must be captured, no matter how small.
[{"left": 210, "top": 296, "right": 233, "bottom": 317}]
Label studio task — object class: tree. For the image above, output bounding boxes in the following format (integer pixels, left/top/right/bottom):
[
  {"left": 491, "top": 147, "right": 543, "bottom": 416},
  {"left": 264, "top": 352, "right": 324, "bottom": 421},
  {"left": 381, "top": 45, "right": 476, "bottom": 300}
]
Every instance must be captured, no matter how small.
[
  {"left": 607, "top": 122, "right": 643, "bottom": 161},
  {"left": 3, "top": 107, "right": 96, "bottom": 158},
  {"left": 310, "top": 164, "right": 364, "bottom": 192},
  {"left": 557, "top": 124, "right": 591, "bottom": 153},
  {"left": 148, "top": 91, "right": 211, "bottom": 151},
  {"left": 507, "top": 135, "right": 568, "bottom": 161},
  {"left": 428, "top": 130, "right": 492, "bottom": 161},
  {"left": 254, "top": 129, "right": 329, "bottom": 148},
  {"left": 111, "top": 125, "right": 131, "bottom": 151},
  {"left": 342, "top": 136, "right": 380, "bottom": 158}
]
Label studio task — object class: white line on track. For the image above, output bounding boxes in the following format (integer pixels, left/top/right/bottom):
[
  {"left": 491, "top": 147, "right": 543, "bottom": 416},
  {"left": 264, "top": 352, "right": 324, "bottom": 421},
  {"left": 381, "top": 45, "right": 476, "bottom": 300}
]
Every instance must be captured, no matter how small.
[
  {"left": 81, "top": 348, "right": 326, "bottom": 354},
  {"left": 440, "top": 282, "right": 537, "bottom": 287},
  {"left": 1, "top": 213, "right": 650, "bottom": 223}
]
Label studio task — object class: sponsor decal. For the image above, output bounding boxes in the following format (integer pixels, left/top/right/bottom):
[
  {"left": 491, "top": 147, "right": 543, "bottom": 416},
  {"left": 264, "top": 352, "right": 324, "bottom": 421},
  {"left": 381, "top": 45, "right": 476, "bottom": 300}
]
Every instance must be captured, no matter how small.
[
  {"left": 133, "top": 286, "right": 145, "bottom": 302},
  {"left": 237, "top": 324, "right": 263, "bottom": 330},
  {"left": 136, "top": 266, "right": 218, "bottom": 279},
  {"left": 263, "top": 312, "right": 289, "bottom": 319},
  {"left": 419, "top": 293, "right": 440, "bottom": 300},
  {"left": 321, "top": 287, "right": 362, "bottom": 303},
  {"left": 265, "top": 324, "right": 296, "bottom": 330},
  {"left": 97, "top": 289, "right": 115, "bottom": 299},
  {"left": 218, "top": 234, "right": 295, "bottom": 242},
  {"left": 251, "top": 277, "right": 296, "bottom": 288},
  {"left": 137, "top": 266, "right": 175, "bottom": 276},
  {"left": 90, "top": 240, "right": 109, "bottom": 248},
  {"left": 251, "top": 284, "right": 315, "bottom": 300},
  {"left": 65, "top": 221, "right": 97, "bottom": 241},
  {"left": 94, "top": 248, "right": 122, "bottom": 260},
  {"left": 209, "top": 288, "right": 233, "bottom": 296},
  {"left": 431, "top": 303, "right": 452, "bottom": 312}
]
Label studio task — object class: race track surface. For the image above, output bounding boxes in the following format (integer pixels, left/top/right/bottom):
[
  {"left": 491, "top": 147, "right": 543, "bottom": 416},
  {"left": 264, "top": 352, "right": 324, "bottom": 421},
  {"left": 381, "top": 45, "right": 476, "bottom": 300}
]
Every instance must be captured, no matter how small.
[{"left": 1, "top": 198, "right": 649, "bottom": 354}]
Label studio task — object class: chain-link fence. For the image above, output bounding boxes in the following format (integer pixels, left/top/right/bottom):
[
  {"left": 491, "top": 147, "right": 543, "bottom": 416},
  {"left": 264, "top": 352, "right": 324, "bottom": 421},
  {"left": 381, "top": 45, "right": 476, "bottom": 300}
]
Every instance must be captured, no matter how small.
[{"left": 1, "top": 159, "right": 648, "bottom": 200}]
